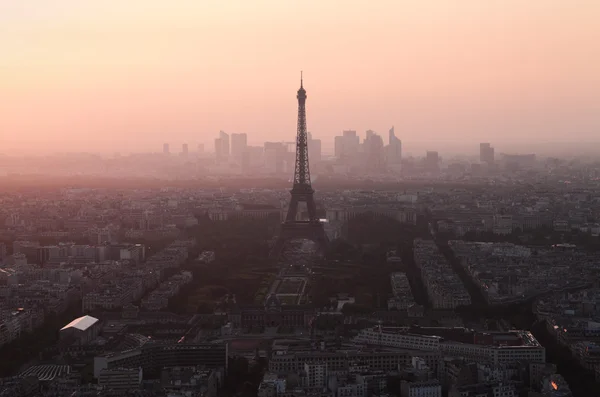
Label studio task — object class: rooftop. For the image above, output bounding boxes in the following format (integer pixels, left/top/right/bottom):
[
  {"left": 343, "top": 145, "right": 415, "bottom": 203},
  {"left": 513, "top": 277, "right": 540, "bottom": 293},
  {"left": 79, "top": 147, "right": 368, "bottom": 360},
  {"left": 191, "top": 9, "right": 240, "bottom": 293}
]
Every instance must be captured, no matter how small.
[
  {"left": 407, "top": 326, "right": 541, "bottom": 347},
  {"left": 60, "top": 315, "right": 99, "bottom": 332},
  {"left": 20, "top": 365, "right": 71, "bottom": 381}
]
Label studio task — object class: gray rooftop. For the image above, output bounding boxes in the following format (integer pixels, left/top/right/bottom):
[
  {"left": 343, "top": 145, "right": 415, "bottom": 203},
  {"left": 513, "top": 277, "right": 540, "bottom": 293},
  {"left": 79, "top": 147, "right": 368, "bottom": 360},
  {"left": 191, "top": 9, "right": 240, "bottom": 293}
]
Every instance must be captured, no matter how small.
[{"left": 60, "top": 315, "right": 99, "bottom": 332}]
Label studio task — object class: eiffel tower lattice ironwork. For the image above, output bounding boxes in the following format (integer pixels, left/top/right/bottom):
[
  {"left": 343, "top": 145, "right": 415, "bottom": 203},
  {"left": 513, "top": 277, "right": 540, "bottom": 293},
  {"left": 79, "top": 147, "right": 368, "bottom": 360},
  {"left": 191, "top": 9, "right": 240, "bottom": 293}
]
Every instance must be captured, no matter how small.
[{"left": 271, "top": 73, "right": 328, "bottom": 259}]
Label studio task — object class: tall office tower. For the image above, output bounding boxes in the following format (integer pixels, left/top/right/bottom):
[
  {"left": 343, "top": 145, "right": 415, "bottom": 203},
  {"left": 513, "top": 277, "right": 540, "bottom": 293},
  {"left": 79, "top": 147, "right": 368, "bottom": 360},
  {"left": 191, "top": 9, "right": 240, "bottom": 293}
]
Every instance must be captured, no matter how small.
[
  {"left": 334, "top": 136, "right": 344, "bottom": 158},
  {"left": 181, "top": 143, "right": 189, "bottom": 156},
  {"left": 334, "top": 130, "right": 360, "bottom": 160},
  {"left": 247, "top": 146, "right": 264, "bottom": 168},
  {"left": 231, "top": 133, "right": 248, "bottom": 163},
  {"left": 425, "top": 151, "right": 440, "bottom": 171},
  {"left": 264, "top": 142, "right": 286, "bottom": 173},
  {"left": 480, "top": 142, "right": 495, "bottom": 164},
  {"left": 343, "top": 130, "right": 360, "bottom": 156},
  {"left": 163, "top": 143, "right": 170, "bottom": 154},
  {"left": 215, "top": 131, "right": 230, "bottom": 163},
  {"left": 344, "top": 130, "right": 358, "bottom": 139},
  {"left": 214, "top": 138, "right": 222, "bottom": 160},
  {"left": 220, "top": 130, "right": 230, "bottom": 157},
  {"left": 197, "top": 143, "right": 204, "bottom": 154},
  {"left": 364, "top": 131, "right": 385, "bottom": 172},
  {"left": 388, "top": 126, "right": 402, "bottom": 164},
  {"left": 308, "top": 132, "right": 322, "bottom": 163}
]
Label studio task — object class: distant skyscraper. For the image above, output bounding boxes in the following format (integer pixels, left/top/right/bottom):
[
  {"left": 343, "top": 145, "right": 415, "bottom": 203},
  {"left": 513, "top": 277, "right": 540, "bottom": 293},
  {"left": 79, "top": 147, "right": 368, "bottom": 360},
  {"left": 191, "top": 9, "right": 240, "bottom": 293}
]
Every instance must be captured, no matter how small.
[
  {"left": 334, "top": 136, "right": 344, "bottom": 158},
  {"left": 264, "top": 142, "right": 286, "bottom": 173},
  {"left": 364, "top": 131, "right": 385, "bottom": 171},
  {"left": 334, "top": 130, "right": 360, "bottom": 161},
  {"left": 220, "top": 130, "right": 230, "bottom": 155},
  {"left": 308, "top": 132, "right": 322, "bottom": 163},
  {"left": 425, "top": 151, "right": 440, "bottom": 171},
  {"left": 163, "top": 143, "right": 170, "bottom": 155},
  {"left": 214, "top": 138, "right": 223, "bottom": 161},
  {"left": 181, "top": 143, "right": 188, "bottom": 156},
  {"left": 343, "top": 130, "right": 358, "bottom": 139},
  {"left": 231, "top": 133, "right": 248, "bottom": 164},
  {"left": 215, "top": 130, "right": 230, "bottom": 163},
  {"left": 387, "top": 126, "right": 402, "bottom": 164},
  {"left": 197, "top": 143, "right": 204, "bottom": 153},
  {"left": 480, "top": 142, "right": 495, "bottom": 164}
]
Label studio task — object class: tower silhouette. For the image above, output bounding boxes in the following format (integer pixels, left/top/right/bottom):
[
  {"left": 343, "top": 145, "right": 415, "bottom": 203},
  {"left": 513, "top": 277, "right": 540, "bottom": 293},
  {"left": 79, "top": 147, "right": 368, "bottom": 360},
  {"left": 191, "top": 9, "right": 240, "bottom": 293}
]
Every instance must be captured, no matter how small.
[{"left": 271, "top": 74, "right": 328, "bottom": 259}]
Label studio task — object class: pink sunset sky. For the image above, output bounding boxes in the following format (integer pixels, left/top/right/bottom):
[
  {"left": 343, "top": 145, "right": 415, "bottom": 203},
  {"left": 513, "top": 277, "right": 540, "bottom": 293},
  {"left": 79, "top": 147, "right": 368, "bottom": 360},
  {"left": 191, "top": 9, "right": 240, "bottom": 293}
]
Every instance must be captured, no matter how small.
[{"left": 1, "top": 0, "right": 599, "bottom": 154}]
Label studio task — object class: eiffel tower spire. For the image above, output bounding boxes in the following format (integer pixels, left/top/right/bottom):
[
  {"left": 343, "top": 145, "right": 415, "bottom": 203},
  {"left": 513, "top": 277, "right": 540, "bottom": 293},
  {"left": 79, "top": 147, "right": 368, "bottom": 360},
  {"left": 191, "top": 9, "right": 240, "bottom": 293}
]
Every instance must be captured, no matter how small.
[
  {"left": 270, "top": 74, "right": 328, "bottom": 259},
  {"left": 293, "top": 71, "right": 312, "bottom": 191}
]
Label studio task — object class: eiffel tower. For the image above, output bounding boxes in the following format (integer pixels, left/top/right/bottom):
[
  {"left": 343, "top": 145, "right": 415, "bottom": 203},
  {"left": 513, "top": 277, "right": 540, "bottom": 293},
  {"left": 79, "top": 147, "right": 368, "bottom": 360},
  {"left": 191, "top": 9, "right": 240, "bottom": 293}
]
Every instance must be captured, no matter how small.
[{"left": 271, "top": 73, "right": 328, "bottom": 259}]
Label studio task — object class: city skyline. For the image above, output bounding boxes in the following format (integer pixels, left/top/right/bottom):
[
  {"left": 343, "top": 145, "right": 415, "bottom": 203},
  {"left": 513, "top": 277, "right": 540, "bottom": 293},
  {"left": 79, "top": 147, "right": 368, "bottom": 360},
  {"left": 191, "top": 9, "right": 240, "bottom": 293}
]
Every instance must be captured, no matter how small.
[
  {"left": 2, "top": 2, "right": 600, "bottom": 394},
  {"left": 2, "top": 0, "right": 600, "bottom": 154}
]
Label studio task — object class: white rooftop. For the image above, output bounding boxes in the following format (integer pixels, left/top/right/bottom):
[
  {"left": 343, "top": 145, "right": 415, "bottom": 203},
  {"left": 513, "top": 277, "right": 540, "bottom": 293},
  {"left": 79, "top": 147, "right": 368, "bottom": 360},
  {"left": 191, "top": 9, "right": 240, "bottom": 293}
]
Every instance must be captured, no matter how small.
[{"left": 60, "top": 315, "right": 99, "bottom": 332}]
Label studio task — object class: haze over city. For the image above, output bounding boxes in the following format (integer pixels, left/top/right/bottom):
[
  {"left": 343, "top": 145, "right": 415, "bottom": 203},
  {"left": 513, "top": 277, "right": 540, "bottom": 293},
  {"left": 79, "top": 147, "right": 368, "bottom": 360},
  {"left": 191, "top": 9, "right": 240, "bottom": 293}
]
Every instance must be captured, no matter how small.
[
  {"left": 6, "top": 2, "right": 600, "bottom": 396},
  {"left": 2, "top": 0, "right": 600, "bottom": 155}
]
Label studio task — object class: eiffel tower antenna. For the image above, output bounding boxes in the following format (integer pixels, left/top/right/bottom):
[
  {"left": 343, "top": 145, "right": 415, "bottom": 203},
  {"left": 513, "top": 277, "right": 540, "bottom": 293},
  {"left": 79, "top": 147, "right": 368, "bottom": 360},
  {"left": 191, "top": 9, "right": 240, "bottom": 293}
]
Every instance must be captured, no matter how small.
[{"left": 270, "top": 75, "right": 328, "bottom": 259}]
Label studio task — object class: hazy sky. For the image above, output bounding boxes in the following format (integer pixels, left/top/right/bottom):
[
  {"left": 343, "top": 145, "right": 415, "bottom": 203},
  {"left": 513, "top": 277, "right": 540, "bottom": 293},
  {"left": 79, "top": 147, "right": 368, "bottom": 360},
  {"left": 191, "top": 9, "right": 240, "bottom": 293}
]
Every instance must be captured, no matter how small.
[{"left": 1, "top": 0, "right": 599, "bottom": 154}]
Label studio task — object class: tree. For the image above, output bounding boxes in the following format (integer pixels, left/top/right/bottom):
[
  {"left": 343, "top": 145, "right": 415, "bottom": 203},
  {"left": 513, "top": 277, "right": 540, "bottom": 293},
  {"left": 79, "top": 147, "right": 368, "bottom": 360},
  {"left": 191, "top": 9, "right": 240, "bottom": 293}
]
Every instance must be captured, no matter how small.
[
  {"left": 341, "top": 303, "right": 372, "bottom": 316},
  {"left": 326, "top": 239, "right": 357, "bottom": 260}
]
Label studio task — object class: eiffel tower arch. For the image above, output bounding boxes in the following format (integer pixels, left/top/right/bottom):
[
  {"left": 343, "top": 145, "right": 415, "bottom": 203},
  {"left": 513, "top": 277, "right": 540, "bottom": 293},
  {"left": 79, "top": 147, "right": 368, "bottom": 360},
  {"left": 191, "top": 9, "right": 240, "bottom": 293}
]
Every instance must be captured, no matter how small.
[{"left": 270, "top": 74, "right": 328, "bottom": 259}]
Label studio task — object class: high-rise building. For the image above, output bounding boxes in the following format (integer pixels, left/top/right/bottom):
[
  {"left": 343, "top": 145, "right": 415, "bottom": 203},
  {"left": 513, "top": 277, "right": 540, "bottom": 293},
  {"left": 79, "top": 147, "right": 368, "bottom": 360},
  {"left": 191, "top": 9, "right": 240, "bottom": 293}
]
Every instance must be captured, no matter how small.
[
  {"left": 197, "top": 143, "right": 204, "bottom": 154},
  {"left": 231, "top": 133, "right": 248, "bottom": 164},
  {"left": 215, "top": 131, "right": 230, "bottom": 163},
  {"left": 334, "top": 130, "right": 360, "bottom": 161},
  {"left": 425, "top": 151, "right": 440, "bottom": 171},
  {"left": 264, "top": 142, "right": 286, "bottom": 174},
  {"left": 480, "top": 143, "right": 495, "bottom": 164},
  {"left": 181, "top": 143, "right": 188, "bottom": 156},
  {"left": 220, "top": 131, "right": 230, "bottom": 155},
  {"left": 214, "top": 138, "right": 223, "bottom": 161},
  {"left": 307, "top": 132, "right": 322, "bottom": 163},
  {"left": 334, "top": 136, "right": 344, "bottom": 158},
  {"left": 163, "top": 143, "right": 170, "bottom": 155},
  {"left": 364, "top": 131, "right": 385, "bottom": 172},
  {"left": 388, "top": 126, "right": 402, "bottom": 164}
]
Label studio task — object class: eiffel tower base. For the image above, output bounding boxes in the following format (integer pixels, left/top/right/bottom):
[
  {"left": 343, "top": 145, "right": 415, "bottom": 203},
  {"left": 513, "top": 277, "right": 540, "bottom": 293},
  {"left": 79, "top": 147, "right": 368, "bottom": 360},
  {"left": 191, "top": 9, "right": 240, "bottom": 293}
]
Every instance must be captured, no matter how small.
[{"left": 270, "top": 221, "right": 329, "bottom": 260}]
